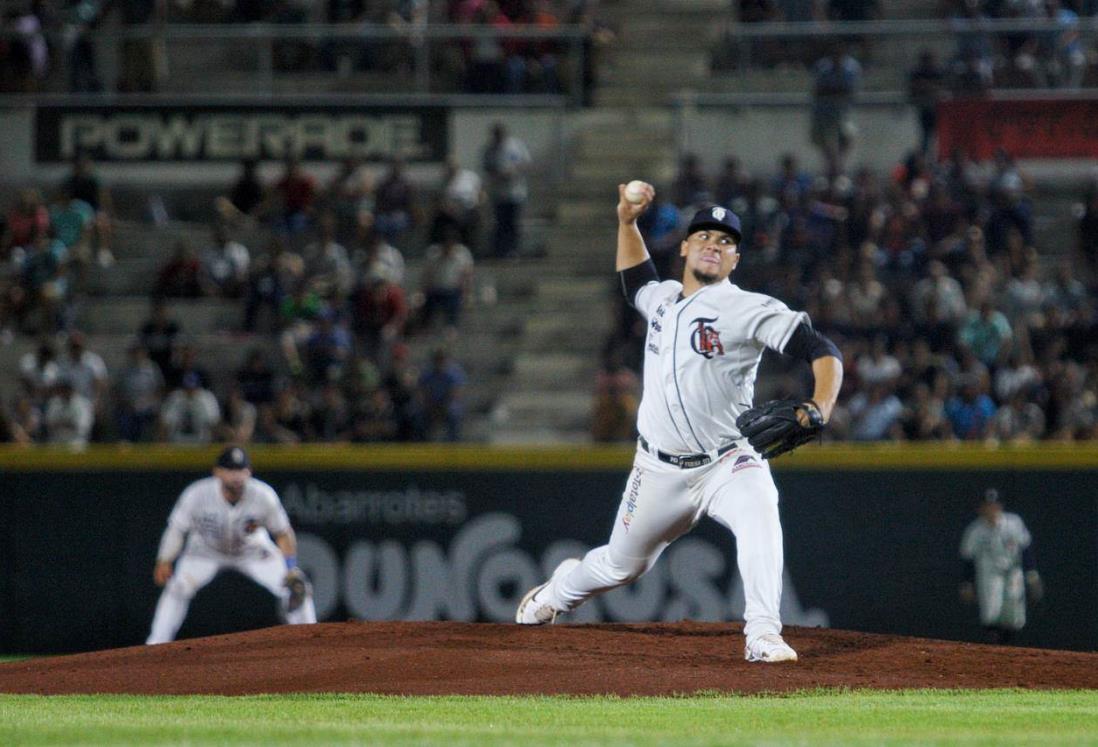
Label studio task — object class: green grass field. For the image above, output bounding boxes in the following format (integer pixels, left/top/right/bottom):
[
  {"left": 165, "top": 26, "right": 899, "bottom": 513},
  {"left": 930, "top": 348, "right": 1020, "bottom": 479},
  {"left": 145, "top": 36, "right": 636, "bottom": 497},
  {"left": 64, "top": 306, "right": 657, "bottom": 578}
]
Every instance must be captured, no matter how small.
[{"left": 1, "top": 690, "right": 1096, "bottom": 746}]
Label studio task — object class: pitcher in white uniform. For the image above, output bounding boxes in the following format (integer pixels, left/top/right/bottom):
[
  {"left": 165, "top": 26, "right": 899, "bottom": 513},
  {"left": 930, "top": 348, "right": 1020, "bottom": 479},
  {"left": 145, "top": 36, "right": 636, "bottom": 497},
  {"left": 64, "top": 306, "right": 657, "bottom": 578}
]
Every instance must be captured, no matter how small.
[
  {"left": 516, "top": 183, "right": 843, "bottom": 663},
  {"left": 146, "top": 446, "right": 316, "bottom": 644}
]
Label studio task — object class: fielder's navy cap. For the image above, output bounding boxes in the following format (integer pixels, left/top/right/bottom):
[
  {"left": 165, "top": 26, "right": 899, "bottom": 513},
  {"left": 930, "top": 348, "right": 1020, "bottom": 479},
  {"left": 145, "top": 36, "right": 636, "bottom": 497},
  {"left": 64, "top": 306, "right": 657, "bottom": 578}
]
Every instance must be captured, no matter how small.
[
  {"left": 687, "top": 205, "right": 743, "bottom": 244},
  {"left": 216, "top": 446, "right": 251, "bottom": 470},
  {"left": 982, "top": 488, "right": 1001, "bottom": 504}
]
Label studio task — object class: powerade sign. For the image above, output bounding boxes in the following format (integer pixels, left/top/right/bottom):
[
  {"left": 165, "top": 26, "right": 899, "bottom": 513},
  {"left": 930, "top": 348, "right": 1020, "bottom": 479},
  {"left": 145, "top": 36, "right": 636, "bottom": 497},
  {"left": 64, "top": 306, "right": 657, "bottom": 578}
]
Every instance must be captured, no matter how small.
[{"left": 34, "top": 104, "right": 449, "bottom": 162}]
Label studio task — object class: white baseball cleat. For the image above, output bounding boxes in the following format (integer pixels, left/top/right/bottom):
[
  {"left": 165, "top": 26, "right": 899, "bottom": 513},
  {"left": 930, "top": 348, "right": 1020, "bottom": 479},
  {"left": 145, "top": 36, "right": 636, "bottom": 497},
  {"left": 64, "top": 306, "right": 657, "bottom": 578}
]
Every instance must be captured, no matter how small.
[
  {"left": 515, "top": 558, "right": 580, "bottom": 624},
  {"left": 744, "top": 633, "right": 798, "bottom": 663}
]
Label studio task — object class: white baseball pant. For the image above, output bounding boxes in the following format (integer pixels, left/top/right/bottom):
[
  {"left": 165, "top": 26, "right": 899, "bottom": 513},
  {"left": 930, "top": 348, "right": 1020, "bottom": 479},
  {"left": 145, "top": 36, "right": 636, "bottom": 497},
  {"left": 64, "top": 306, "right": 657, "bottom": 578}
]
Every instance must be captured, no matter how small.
[
  {"left": 547, "top": 446, "right": 785, "bottom": 641},
  {"left": 147, "top": 548, "right": 317, "bottom": 645}
]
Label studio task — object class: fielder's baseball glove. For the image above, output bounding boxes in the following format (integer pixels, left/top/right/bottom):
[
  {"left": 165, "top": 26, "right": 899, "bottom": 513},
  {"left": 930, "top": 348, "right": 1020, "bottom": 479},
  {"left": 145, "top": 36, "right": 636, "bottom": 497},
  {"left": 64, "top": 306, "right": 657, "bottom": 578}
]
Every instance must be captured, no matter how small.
[
  {"left": 284, "top": 567, "right": 310, "bottom": 613},
  {"left": 736, "top": 399, "right": 824, "bottom": 459}
]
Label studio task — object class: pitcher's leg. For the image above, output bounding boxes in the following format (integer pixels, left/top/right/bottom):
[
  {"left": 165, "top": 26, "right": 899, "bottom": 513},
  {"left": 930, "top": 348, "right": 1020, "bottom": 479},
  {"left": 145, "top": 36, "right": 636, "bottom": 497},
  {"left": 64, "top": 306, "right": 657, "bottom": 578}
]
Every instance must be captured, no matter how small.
[
  {"left": 146, "top": 554, "right": 221, "bottom": 644},
  {"left": 550, "top": 455, "right": 699, "bottom": 612},
  {"left": 706, "top": 461, "right": 784, "bottom": 642}
]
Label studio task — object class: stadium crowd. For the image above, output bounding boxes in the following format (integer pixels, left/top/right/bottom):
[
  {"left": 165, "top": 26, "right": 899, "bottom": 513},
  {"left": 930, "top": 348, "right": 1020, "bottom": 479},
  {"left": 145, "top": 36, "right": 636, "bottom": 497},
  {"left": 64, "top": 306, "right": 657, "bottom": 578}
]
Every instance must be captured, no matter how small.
[
  {"left": 0, "top": 119, "right": 544, "bottom": 445},
  {"left": 717, "top": 0, "right": 1098, "bottom": 93},
  {"left": 0, "top": 0, "right": 613, "bottom": 102},
  {"left": 594, "top": 148, "right": 1098, "bottom": 444}
]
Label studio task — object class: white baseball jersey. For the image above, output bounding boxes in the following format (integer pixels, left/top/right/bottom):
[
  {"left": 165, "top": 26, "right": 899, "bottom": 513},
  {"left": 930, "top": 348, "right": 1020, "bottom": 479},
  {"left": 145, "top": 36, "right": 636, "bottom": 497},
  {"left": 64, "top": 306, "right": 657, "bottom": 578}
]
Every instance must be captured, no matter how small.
[
  {"left": 160, "top": 477, "right": 291, "bottom": 559},
  {"left": 960, "top": 512, "right": 1032, "bottom": 629},
  {"left": 633, "top": 279, "right": 808, "bottom": 454}
]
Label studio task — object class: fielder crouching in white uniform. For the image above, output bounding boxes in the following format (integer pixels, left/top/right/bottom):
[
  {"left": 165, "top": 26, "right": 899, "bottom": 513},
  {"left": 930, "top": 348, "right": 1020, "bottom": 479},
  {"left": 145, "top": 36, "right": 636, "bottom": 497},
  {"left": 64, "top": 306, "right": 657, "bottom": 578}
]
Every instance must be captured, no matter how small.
[
  {"left": 516, "top": 183, "right": 843, "bottom": 663},
  {"left": 146, "top": 446, "right": 316, "bottom": 644}
]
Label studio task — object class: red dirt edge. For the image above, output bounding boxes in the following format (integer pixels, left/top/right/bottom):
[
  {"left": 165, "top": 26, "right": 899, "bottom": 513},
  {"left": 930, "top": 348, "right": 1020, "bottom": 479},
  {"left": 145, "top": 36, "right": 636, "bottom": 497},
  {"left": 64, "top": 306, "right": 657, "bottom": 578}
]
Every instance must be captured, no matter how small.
[{"left": 2, "top": 622, "right": 1096, "bottom": 696}]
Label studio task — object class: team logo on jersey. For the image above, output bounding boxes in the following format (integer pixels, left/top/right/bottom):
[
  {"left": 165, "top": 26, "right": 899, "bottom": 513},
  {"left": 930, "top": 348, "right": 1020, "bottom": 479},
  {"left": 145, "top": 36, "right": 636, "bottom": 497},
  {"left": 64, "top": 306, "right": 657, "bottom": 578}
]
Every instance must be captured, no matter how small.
[
  {"left": 690, "top": 317, "right": 725, "bottom": 358},
  {"left": 730, "top": 454, "right": 759, "bottom": 473},
  {"left": 243, "top": 517, "right": 260, "bottom": 534}
]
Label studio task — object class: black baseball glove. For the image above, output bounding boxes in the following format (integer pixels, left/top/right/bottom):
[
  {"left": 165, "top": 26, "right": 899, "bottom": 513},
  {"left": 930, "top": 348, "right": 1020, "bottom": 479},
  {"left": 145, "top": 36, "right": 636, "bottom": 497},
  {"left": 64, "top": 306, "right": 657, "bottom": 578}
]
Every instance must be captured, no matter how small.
[
  {"left": 736, "top": 399, "right": 825, "bottom": 459},
  {"left": 284, "top": 567, "right": 311, "bottom": 613}
]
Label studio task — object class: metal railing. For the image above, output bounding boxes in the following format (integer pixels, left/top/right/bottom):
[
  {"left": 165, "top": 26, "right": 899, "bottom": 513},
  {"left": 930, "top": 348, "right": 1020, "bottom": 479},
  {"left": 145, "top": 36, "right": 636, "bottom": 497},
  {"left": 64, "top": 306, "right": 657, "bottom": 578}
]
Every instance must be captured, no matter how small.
[
  {"left": 711, "top": 17, "right": 1098, "bottom": 93},
  {"left": 0, "top": 23, "right": 589, "bottom": 104}
]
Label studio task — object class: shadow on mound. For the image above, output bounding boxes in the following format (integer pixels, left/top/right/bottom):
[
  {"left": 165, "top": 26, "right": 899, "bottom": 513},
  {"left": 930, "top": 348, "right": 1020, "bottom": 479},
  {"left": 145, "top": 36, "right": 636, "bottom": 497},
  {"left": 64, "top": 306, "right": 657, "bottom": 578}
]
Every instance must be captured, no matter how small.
[{"left": 2, "top": 622, "right": 1097, "bottom": 696}]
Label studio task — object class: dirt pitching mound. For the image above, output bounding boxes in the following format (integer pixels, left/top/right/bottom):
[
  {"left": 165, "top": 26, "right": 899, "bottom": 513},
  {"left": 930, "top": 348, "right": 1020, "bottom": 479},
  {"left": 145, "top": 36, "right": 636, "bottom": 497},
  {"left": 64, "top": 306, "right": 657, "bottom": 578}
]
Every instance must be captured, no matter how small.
[{"left": 3, "top": 622, "right": 1096, "bottom": 696}]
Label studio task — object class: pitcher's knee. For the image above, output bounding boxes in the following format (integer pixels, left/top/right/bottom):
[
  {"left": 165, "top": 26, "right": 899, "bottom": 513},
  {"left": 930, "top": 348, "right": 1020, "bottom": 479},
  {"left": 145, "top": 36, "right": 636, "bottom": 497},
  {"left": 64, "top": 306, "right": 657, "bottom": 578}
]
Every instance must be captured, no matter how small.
[{"left": 604, "top": 556, "right": 649, "bottom": 586}]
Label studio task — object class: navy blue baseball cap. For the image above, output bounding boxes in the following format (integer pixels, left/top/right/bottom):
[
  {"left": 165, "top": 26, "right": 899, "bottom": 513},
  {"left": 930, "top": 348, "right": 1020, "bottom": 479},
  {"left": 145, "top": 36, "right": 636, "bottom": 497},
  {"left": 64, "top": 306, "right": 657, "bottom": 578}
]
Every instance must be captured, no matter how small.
[
  {"left": 686, "top": 205, "right": 743, "bottom": 244},
  {"left": 216, "top": 446, "right": 251, "bottom": 470}
]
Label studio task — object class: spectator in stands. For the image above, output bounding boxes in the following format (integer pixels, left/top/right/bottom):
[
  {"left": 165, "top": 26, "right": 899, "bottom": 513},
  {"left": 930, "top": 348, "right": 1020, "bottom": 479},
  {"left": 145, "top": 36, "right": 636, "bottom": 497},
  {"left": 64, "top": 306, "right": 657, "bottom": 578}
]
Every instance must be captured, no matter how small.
[
  {"left": 0, "top": 5, "right": 48, "bottom": 92},
  {"left": 418, "top": 348, "right": 465, "bottom": 441},
  {"left": 912, "top": 260, "right": 968, "bottom": 324},
  {"left": 384, "top": 343, "right": 427, "bottom": 440},
  {"left": 138, "top": 299, "right": 181, "bottom": 377},
  {"left": 772, "top": 153, "right": 813, "bottom": 203},
  {"left": 57, "top": 331, "right": 108, "bottom": 417},
  {"left": 945, "top": 373, "right": 997, "bottom": 440},
  {"left": 1046, "top": 0, "right": 1086, "bottom": 89},
  {"left": 847, "top": 382, "right": 904, "bottom": 441},
  {"left": 908, "top": 50, "right": 947, "bottom": 156},
  {"left": 372, "top": 157, "right": 417, "bottom": 244},
  {"left": 303, "top": 310, "right": 353, "bottom": 384},
  {"left": 355, "top": 227, "right": 406, "bottom": 286},
  {"left": 959, "top": 299, "right": 1013, "bottom": 368},
  {"left": 714, "top": 157, "right": 751, "bottom": 209},
  {"left": 351, "top": 276, "right": 408, "bottom": 363},
  {"left": 217, "top": 159, "right": 265, "bottom": 224},
  {"left": 48, "top": 186, "right": 95, "bottom": 274},
  {"left": 155, "top": 241, "right": 203, "bottom": 298},
  {"left": 897, "top": 380, "right": 952, "bottom": 440},
  {"left": 115, "top": 0, "right": 163, "bottom": 92},
  {"left": 198, "top": 224, "right": 250, "bottom": 298},
  {"left": 461, "top": 0, "right": 515, "bottom": 94},
  {"left": 510, "top": 0, "right": 563, "bottom": 94},
  {"left": 419, "top": 227, "right": 475, "bottom": 331},
  {"left": 63, "top": 0, "right": 104, "bottom": 93},
  {"left": 235, "top": 348, "right": 279, "bottom": 407},
  {"left": 856, "top": 334, "right": 902, "bottom": 386},
  {"left": 18, "top": 338, "right": 60, "bottom": 404},
  {"left": 5, "top": 230, "right": 65, "bottom": 337},
  {"left": 991, "top": 389, "right": 1045, "bottom": 443},
  {"left": 115, "top": 342, "right": 164, "bottom": 442},
  {"left": 569, "top": 0, "right": 615, "bottom": 106},
  {"left": 2, "top": 189, "right": 49, "bottom": 258},
  {"left": 349, "top": 386, "right": 400, "bottom": 442},
  {"left": 309, "top": 380, "right": 352, "bottom": 441},
  {"left": 325, "top": 157, "right": 375, "bottom": 241},
  {"left": 272, "top": 155, "right": 318, "bottom": 234},
  {"left": 430, "top": 157, "right": 484, "bottom": 249},
  {"left": 482, "top": 121, "right": 532, "bottom": 258},
  {"left": 670, "top": 153, "right": 712, "bottom": 208},
  {"left": 591, "top": 348, "right": 640, "bottom": 442},
  {"left": 811, "top": 43, "right": 861, "bottom": 174},
  {"left": 216, "top": 385, "right": 257, "bottom": 444},
  {"left": 258, "top": 382, "right": 312, "bottom": 444},
  {"left": 62, "top": 154, "right": 114, "bottom": 267},
  {"left": 45, "top": 377, "right": 94, "bottom": 447},
  {"left": 159, "top": 371, "right": 221, "bottom": 444},
  {"left": 304, "top": 211, "right": 353, "bottom": 300},
  {"left": 163, "top": 341, "right": 211, "bottom": 392},
  {"left": 243, "top": 238, "right": 301, "bottom": 333}
]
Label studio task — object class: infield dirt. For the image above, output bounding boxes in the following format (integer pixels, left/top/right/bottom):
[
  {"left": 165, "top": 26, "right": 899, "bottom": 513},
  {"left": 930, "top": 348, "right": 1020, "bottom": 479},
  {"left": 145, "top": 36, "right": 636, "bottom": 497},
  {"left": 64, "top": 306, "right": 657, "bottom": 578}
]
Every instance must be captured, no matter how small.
[{"left": 2, "top": 622, "right": 1096, "bottom": 696}]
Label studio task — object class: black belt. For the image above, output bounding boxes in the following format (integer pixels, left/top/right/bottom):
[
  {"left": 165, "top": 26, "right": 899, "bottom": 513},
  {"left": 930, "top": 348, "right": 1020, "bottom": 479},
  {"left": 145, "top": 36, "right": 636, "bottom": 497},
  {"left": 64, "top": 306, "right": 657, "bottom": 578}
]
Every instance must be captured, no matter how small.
[{"left": 638, "top": 436, "right": 738, "bottom": 469}]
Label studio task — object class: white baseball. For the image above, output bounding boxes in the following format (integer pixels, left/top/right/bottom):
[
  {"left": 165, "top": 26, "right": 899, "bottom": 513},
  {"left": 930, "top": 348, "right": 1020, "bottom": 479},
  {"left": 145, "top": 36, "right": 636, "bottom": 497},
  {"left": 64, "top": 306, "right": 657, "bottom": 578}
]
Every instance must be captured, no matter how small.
[{"left": 624, "top": 180, "right": 648, "bottom": 204}]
